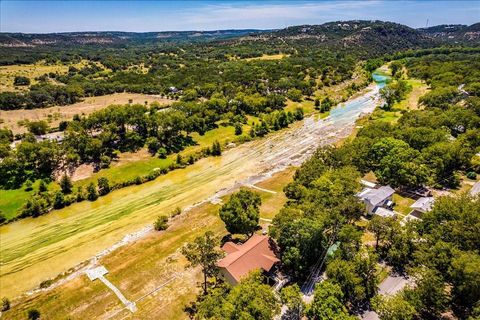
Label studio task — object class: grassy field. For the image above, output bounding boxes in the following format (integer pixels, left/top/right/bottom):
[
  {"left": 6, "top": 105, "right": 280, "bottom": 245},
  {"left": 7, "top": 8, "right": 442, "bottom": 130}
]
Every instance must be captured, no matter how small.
[
  {"left": 0, "top": 123, "right": 244, "bottom": 217},
  {"left": 0, "top": 68, "right": 379, "bottom": 301},
  {"left": 0, "top": 93, "right": 173, "bottom": 134},
  {"left": 370, "top": 78, "right": 429, "bottom": 124},
  {"left": 244, "top": 54, "right": 288, "bottom": 61},
  {"left": 2, "top": 168, "right": 295, "bottom": 320},
  {"left": 0, "top": 60, "right": 94, "bottom": 92},
  {"left": 0, "top": 119, "right": 308, "bottom": 297}
]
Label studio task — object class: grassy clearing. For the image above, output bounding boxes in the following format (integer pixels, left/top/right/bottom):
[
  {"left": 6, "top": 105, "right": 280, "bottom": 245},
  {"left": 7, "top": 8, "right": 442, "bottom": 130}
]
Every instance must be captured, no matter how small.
[
  {"left": 393, "top": 193, "right": 415, "bottom": 215},
  {"left": 244, "top": 54, "right": 288, "bottom": 61},
  {"left": 0, "top": 93, "right": 173, "bottom": 134},
  {"left": 0, "top": 60, "right": 94, "bottom": 92},
  {"left": 394, "top": 79, "right": 429, "bottom": 111}
]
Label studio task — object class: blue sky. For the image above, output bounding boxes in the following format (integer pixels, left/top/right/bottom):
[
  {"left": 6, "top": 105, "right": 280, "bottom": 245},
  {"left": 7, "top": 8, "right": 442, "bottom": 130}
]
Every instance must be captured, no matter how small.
[{"left": 1, "top": 1, "right": 479, "bottom": 33}]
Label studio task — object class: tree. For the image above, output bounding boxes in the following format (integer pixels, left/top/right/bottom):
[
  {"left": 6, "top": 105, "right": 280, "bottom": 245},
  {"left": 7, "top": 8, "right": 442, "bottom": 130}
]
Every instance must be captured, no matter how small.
[
  {"left": 26, "top": 120, "right": 49, "bottom": 135},
  {"left": 181, "top": 231, "right": 223, "bottom": 294},
  {"left": 87, "top": 182, "right": 98, "bottom": 201},
  {"left": 223, "top": 271, "right": 280, "bottom": 320},
  {"left": 38, "top": 179, "right": 48, "bottom": 193},
  {"left": 53, "top": 191, "right": 66, "bottom": 209},
  {"left": 211, "top": 140, "right": 221, "bottom": 156},
  {"left": 281, "top": 284, "right": 305, "bottom": 319},
  {"left": 146, "top": 136, "right": 160, "bottom": 154},
  {"left": 307, "top": 281, "right": 355, "bottom": 320},
  {"left": 59, "top": 174, "right": 73, "bottom": 194},
  {"left": 372, "top": 292, "right": 417, "bottom": 320},
  {"left": 450, "top": 251, "right": 480, "bottom": 312},
  {"left": 287, "top": 88, "right": 302, "bottom": 102},
  {"left": 369, "top": 137, "right": 429, "bottom": 188},
  {"left": 97, "top": 177, "right": 110, "bottom": 196},
  {"left": 153, "top": 215, "right": 168, "bottom": 231},
  {"left": 219, "top": 189, "right": 261, "bottom": 236},
  {"left": 157, "top": 147, "right": 167, "bottom": 159},
  {"left": 234, "top": 122, "right": 243, "bottom": 135},
  {"left": 407, "top": 268, "right": 448, "bottom": 317},
  {"left": 195, "top": 271, "right": 279, "bottom": 320}
]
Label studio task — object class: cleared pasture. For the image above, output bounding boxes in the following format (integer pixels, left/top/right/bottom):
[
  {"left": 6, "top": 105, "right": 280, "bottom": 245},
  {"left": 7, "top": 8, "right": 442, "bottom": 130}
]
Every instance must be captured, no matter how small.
[{"left": 2, "top": 170, "right": 293, "bottom": 319}]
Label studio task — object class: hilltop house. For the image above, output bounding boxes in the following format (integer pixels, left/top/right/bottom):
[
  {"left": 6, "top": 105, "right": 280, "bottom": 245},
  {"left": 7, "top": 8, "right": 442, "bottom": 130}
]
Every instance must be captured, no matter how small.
[
  {"left": 217, "top": 234, "right": 279, "bottom": 286},
  {"left": 357, "top": 185, "right": 395, "bottom": 215}
]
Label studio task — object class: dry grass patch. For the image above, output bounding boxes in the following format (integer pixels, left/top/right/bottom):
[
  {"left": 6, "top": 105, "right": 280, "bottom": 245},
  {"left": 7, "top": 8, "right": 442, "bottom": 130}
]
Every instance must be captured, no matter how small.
[
  {"left": 0, "top": 60, "right": 93, "bottom": 92},
  {"left": 244, "top": 54, "right": 288, "bottom": 61},
  {"left": 3, "top": 202, "right": 225, "bottom": 320}
]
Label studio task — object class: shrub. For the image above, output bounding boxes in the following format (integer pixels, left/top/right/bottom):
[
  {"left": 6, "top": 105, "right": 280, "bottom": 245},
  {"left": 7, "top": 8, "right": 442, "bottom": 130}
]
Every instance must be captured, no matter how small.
[
  {"left": 39, "top": 279, "right": 53, "bottom": 289},
  {"left": 24, "top": 180, "right": 33, "bottom": 191},
  {"left": 154, "top": 215, "right": 169, "bottom": 231},
  {"left": 59, "top": 174, "right": 73, "bottom": 194},
  {"left": 157, "top": 147, "right": 167, "bottom": 159},
  {"left": 171, "top": 207, "right": 182, "bottom": 217},
  {"left": 27, "top": 309, "right": 40, "bottom": 320},
  {"left": 87, "top": 182, "right": 98, "bottom": 201},
  {"left": 97, "top": 177, "right": 110, "bottom": 196},
  {"left": 14, "top": 76, "right": 30, "bottom": 86},
  {"left": 53, "top": 191, "right": 66, "bottom": 209},
  {"left": 466, "top": 171, "right": 477, "bottom": 180},
  {"left": 1, "top": 297, "right": 10, "bottom": 311}
]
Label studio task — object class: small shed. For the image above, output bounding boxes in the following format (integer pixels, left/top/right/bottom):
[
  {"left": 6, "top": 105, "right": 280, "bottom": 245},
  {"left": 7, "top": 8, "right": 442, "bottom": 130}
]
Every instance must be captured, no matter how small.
[{"left": 410, "top": 197, "right": 435, "bottom": 213}]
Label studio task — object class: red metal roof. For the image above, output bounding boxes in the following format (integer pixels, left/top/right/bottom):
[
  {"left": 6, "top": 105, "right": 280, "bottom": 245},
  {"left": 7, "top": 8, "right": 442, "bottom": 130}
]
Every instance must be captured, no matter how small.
[{"left": 217, "top": 234, "right": 279, "bottom": 283}]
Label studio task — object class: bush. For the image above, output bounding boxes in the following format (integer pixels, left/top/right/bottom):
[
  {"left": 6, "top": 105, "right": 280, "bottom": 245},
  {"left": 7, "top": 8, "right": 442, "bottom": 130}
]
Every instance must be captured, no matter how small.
[
  {"left": 59, "top": 174, "right": 73, "bottom": 194},
  {"left": 157, "top": 147, "right": 167, "bottom": 159},
  {"left": 466, "top": 171, "right": 477, "bottom": 180},
  {"left": 27, "top": 309, "right": 41, "bottom": 320},
  {"left": 39, "top": 279, "right": 53, "bottom": 289},
  {"left": 87, "top": 182, "right": 98, "bottom": 201},
  {"left": 24, "top": 179, "right": 33, "bottom": 191},
  {"left": 14, "top": 76, "right": 30, "bottom": 86},
  {"left": 1, "top": 297, "right": 10, "bottom": 311},
  {"left": 53, "top": 191, "right": 66, "bottom": 209},
  {"left": 154, "top": 215, "right": 169, "bottom": 231},
  {"left": 97, "top": 177, "right": 110, "bottom": 196},
  {"left": 171, "top": 207, "right": 182, "bottom": 217},
  {"left": 26, "top": 120, "right": 48, "bottom": 135}
]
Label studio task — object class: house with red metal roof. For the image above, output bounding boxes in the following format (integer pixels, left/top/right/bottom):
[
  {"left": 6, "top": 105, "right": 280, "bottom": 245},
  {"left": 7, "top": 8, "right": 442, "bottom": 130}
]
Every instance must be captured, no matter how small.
[{"left": 217, "top": 234, "right": 279, "bottom": 285}]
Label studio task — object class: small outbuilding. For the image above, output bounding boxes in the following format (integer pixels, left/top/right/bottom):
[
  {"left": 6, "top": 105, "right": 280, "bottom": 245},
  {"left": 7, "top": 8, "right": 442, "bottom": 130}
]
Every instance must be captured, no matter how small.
[
  {"left": 410, "top": 197, "right": 435, "bottom": 213},
  {"left": 217, "top": 234, "right": 279, "bottom": 285}
]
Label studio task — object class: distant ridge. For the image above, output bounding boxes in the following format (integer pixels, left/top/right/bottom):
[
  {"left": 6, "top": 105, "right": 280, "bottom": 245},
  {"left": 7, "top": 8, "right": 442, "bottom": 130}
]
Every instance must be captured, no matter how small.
[{"left": 0, "top": 20, "right": 478, "bottom": 48}]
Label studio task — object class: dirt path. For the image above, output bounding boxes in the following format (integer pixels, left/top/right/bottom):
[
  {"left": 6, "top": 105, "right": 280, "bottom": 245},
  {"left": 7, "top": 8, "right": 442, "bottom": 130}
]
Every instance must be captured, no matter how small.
[{"left": 0, "top": 82, "right": 383, "bottom": 298}]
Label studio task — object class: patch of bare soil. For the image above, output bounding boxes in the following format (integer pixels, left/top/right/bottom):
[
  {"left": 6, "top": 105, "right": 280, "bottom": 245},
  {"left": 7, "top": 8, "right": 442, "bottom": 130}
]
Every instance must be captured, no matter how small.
[{"left": 71, "top": 163, "right": 95, "bottom": 182}]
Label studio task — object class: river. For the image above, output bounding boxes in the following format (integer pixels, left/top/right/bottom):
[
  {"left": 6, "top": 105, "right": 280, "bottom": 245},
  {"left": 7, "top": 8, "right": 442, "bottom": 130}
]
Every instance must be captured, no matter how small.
[{"left": 0, "top": 73, "right": 387, "bottom": 297}]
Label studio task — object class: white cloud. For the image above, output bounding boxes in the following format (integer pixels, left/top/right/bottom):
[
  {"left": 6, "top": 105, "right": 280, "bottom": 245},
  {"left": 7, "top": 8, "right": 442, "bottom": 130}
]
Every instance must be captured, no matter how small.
[{"left": 177, "top": 1, "right": 381, "bottom": 29}]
